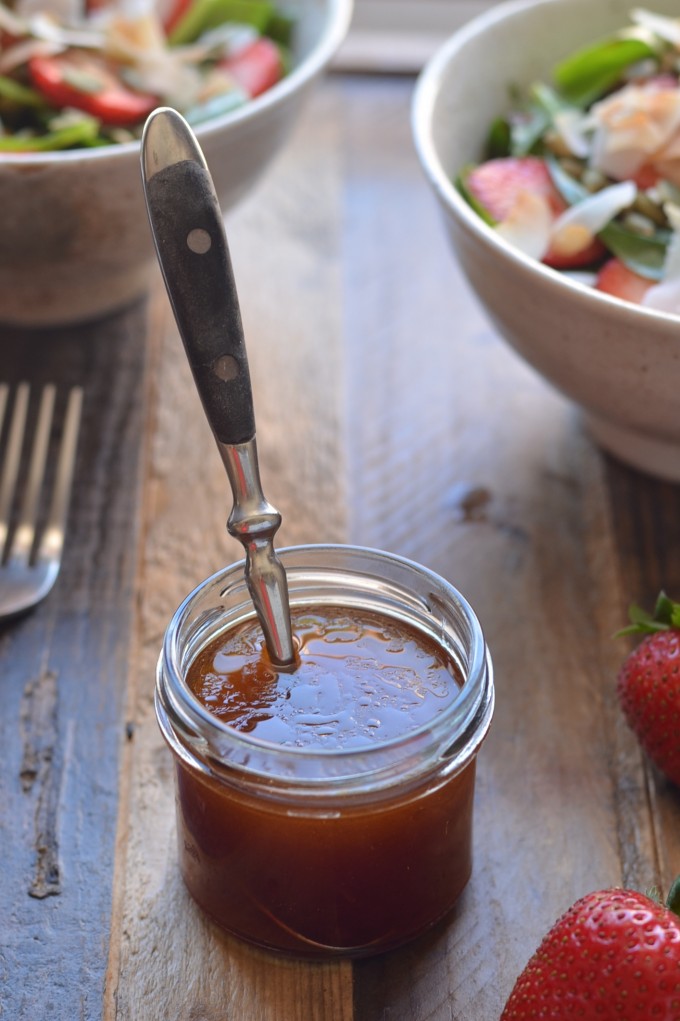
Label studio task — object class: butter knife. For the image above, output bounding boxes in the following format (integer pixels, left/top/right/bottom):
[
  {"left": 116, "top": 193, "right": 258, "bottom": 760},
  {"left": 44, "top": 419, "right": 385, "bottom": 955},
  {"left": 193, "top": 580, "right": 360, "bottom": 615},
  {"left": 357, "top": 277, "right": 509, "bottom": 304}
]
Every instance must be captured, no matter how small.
[{"left": 141, "top": 106, "right": 295, "bottom": 667}]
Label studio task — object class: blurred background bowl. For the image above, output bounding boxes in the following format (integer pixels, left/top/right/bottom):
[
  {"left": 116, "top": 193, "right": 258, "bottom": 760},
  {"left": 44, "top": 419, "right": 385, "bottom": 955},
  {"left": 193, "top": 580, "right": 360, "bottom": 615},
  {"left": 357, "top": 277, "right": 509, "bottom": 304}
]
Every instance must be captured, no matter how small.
[
  {"left": 412, "top": 0, "right": 680, "bottom": 482},
  {"left": 1, "top": 0, "right": 352, "bottom": 328}
]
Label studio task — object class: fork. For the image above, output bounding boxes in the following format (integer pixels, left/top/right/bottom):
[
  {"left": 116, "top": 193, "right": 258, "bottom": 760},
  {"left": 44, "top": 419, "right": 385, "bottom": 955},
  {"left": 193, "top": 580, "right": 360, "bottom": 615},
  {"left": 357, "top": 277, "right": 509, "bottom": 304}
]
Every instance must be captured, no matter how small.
[{"left": 0, "top": 383, "right": 83, "bottom": 618}]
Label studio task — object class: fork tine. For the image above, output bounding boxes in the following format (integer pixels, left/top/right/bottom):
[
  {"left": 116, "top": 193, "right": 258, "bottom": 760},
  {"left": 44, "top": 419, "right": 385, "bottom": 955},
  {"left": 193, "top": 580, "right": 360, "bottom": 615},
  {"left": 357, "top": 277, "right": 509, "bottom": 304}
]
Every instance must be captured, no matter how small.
[
  {"left": 0, "top": 385, "right": 8, "bottom": 432},
  {"left": 38, "top": 386, "right": 83, "bottom": 564},
  {"left": 0, "top": 384, "right": 8, "bottom": 555},
  {"left": 10, "top": 385, "right": 56, "bottom": 565},
  {"left": 0, "top": 383, "right": 29, "bottom": 558}
]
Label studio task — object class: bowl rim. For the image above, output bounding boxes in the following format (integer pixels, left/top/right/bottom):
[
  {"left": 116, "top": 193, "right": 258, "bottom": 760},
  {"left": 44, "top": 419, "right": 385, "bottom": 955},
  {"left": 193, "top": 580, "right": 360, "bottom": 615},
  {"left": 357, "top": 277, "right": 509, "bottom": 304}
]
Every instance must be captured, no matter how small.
[
  {"left": 0, "top": 0, "right": 353, "bottom": 169},
  {"left": 411, "top": 0, "right": 680, "bottom": 328}
]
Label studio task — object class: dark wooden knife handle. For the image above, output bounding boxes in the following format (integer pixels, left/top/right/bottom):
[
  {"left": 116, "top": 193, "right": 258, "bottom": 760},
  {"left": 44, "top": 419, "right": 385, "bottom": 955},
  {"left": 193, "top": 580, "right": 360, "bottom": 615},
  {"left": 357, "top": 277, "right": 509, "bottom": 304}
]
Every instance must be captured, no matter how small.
[{"left": 145, "top": 159, "right": 255, "bottom": 446}]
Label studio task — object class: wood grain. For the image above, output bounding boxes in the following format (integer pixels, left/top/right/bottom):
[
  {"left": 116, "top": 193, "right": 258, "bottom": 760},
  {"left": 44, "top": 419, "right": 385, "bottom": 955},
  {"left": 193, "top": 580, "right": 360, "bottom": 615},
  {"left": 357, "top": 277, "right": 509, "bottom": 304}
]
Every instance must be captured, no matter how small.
[
  {"left": 334, "top": 77, "right": 638, "bottom": 1019},
  {"left": 3, "top": 70, "right": 680, "bottom": 1021},
  {"left": 0, "top": 301, "right": 151, "bottom": 1020},
  {"left": 109, "top": 74, "right": 680, "bottom": 1021},
  {"left": 106, "top": 83, "right": 352, "bottom": 1021}
]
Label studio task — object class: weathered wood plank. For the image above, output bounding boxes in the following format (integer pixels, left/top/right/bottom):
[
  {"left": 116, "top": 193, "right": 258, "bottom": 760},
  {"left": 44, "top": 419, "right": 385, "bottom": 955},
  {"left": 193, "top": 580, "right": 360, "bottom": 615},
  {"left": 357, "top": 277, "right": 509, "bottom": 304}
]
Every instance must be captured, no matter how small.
[
  {"left": 77, "top": 71, "right": 680, "bottom": 1021},
  {"left": 107, "top": 84, "right": 354, "bottom": 1020},
  {"left": 0, "top": 301, "right": 151, "bottom": 1020},
  {"left": 603, "top": 459, "right": 680, "bottom": 914},
  {"left": 337, "top": 75, "right": 665, "bottom": 1020}
]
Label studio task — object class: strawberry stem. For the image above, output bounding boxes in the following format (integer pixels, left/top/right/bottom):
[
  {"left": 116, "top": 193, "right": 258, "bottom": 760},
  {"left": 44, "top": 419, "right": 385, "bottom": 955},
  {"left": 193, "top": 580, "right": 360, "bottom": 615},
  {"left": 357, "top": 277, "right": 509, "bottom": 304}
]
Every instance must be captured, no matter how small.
[
  {"left": 615, "top": 591, "right": 680, "bottom": 637},
  {"left": 666, "top": 876, "right": 680, "bottom": 917}
]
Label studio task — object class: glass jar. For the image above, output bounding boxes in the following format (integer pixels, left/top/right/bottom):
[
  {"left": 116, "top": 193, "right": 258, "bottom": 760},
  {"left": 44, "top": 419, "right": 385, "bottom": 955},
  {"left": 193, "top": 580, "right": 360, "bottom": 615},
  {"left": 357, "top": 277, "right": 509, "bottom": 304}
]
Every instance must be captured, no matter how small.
[{"left": 156, "top": 544, "right": 494, "bottom": 958}]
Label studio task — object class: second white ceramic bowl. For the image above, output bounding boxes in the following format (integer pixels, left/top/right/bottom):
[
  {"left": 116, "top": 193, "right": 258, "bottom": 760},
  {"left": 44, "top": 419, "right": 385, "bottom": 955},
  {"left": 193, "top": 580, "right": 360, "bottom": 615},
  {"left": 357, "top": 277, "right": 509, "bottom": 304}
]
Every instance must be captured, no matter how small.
[{"left": 413, "top": 0, "right": 680, "bottom": 481}]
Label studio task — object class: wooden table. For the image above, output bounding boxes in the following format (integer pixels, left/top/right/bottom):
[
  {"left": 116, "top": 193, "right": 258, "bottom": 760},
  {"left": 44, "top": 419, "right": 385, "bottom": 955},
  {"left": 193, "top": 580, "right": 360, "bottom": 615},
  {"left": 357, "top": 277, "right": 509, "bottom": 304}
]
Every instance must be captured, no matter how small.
[{"left": 2, "top": 71, "right": 680, "bottom": 1021}]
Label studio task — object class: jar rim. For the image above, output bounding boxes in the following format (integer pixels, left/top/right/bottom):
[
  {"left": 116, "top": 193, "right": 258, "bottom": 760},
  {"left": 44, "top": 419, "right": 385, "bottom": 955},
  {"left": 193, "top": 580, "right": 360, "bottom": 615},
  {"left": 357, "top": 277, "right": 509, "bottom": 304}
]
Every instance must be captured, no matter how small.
[{"left": 156, "top": 544, "right": 494, "bottom": 792}]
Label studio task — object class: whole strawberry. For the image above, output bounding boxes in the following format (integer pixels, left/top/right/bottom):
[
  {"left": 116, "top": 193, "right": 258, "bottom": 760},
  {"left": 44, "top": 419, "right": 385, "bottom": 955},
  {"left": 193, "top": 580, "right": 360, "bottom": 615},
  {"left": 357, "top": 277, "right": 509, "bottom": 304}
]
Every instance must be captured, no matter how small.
[
  {"left": 501, "top": 881, "right": 680, "bottom": 1019},
  {"left": 617, "top": 592, "right": 680, "bottom": 786}
]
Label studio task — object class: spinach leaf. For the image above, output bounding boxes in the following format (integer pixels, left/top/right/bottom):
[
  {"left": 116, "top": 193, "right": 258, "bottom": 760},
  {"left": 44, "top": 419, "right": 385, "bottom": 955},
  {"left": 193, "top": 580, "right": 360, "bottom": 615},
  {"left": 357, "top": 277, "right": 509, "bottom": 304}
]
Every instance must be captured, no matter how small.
[
  {"left": 506, "top": 83, "right": 582, "bottom": 156},
  {"left": 456, "top": 166, "right": 497, "bottom": 226},
  {"left": 554, "top": 30, "right": 660, "bottom": 106},
  {"left": 599, "top": 220, "right": 670, "bottom": 279},
  {"left": 546, "top": 156, "right": 589, "bottom": 205},
  {"left": 486, "top": 116, "right": 511, "bottom": 158}
]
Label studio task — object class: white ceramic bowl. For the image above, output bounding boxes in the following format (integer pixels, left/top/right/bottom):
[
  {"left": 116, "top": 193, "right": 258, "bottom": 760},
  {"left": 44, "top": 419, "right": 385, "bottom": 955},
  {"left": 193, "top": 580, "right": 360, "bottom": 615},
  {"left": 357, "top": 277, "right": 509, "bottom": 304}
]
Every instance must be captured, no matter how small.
[
  {"left": 412, "top": 0, "right": 680, "bottom": 481},
  {"left": 1, "top": 0, "right": 352, "bottom": 328}
]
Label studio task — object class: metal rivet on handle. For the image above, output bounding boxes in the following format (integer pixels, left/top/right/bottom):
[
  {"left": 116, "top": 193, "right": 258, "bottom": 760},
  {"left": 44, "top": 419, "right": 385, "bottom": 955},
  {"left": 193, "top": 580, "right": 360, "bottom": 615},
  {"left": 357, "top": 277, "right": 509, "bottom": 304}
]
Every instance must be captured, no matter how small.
[
  {"left": 187, "top": 228, "right": 211, "bottom": 254},
  {"left": 211, "top": 355, "right": 239, "bottom": 382}
]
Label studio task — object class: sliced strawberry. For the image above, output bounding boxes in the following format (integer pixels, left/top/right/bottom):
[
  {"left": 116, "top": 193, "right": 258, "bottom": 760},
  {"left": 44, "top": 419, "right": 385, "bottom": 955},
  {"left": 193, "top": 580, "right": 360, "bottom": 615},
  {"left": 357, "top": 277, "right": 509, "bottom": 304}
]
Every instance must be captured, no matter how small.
[
  {"left": 162, "top": 0, "right": 192, "bottom": 36},
  {"left": 29, "top": 52, "right": 158, "bottom": 127},
  {"left": 218, "top": 38, "right": 284, "bottom": 99},
  {"left": 466, "top": 156, "right": 565, "bottom": 222},
  {"left": 595, "top": 257, "right": 654, "bottom": 305},
  {"left": 544, "top": 232, "right": 606, "bottom": 270},
  {"left": 467, "top": 156, "right": 605, "bottom": 268},
  {"left": 632, "top": 162, "right": 661, "bottom": 189}
]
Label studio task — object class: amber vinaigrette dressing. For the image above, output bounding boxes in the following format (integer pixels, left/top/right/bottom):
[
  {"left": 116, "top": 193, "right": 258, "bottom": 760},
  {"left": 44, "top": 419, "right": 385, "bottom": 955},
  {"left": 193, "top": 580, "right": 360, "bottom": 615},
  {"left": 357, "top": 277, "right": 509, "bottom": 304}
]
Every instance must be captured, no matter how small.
[
  {"left": 157, "top": 546, "right": 494, "bottom": 958},
  {"left": 188, "top": 607, "right": 462, "bottom": 746},
  {"left": 179, "top": 608, "right": 472, "bottom": 952}
]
